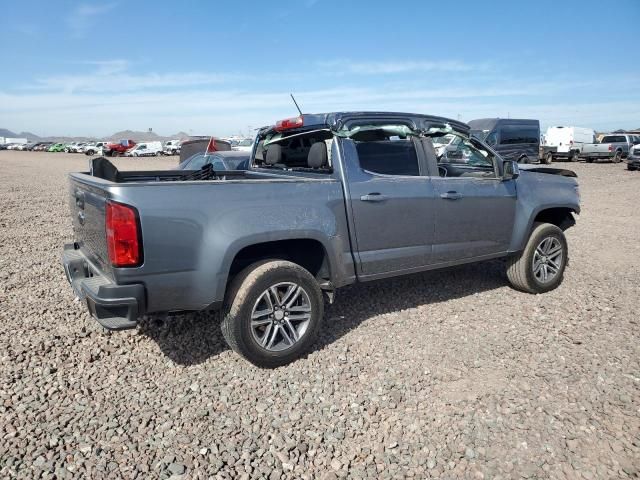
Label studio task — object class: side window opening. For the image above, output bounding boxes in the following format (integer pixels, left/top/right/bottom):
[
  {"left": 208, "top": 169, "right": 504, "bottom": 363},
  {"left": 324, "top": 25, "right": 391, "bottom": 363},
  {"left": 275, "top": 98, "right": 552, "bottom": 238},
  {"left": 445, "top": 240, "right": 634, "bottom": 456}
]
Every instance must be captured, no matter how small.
[
  {"left": 434, "top": 133, "right": 497, "bottom": 179},
  {"left": 254, "top": 129, "right": 334, "bottom": 172},
  {"left": 352, "top": 127, "right": 419, "bottom": 176}
]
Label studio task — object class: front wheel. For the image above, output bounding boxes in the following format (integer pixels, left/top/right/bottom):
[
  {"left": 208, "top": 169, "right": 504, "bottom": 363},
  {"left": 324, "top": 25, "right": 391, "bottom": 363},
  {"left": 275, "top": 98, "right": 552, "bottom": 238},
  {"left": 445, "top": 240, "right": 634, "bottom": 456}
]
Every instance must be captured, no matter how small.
[
  {"left": 570, "top": 150, "right": 580, "bottom": 162},
  {"left": 519, "top": 156, "right": 529, "bottom": 164},
  {"left": 543, "top": 152, "right": 553, "bottom": 164},
  {"left": 506, "top": 222, "right": 568, "bottom": 294},
  {"left": 221, "top": 260, "right": 324, "bottom": 368}
]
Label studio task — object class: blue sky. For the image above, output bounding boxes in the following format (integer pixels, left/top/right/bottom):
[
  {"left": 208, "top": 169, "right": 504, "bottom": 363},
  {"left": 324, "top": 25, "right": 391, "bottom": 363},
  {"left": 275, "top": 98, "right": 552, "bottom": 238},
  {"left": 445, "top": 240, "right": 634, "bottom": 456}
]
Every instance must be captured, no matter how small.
[{"left": 1, "top": 0, "right": 638, "bottom": 137}]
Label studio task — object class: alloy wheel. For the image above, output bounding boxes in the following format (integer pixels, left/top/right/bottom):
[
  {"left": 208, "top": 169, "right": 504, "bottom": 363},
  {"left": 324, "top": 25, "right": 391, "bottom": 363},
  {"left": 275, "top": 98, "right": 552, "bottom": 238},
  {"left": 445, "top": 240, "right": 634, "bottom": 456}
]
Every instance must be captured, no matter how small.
[
  {"left": 250, "top": 282, "right": 312, "bottom": 352},
  {"left": 532, "top": 236, "right": 563, "bottom": 283}
]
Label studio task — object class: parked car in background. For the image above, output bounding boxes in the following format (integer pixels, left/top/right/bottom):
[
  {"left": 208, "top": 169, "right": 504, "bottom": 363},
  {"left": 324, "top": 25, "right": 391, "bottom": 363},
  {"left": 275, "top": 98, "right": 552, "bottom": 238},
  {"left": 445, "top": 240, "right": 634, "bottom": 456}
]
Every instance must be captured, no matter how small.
[
  {"left": 62, "top": 111, "right": 580, "bottom": 367},
  {"left": 34, "top": 142, "right": 54, "bottom": 151},
  {"left": 162, "top": 140, "right": 182, "bottom": 155},
  {"left": 124, "top": 141, "right": 163, "bottom": 157},
  {"left": 234, "top": 138, "right": 254, "bottom": 152},
  {"left": 84, "top": 142, "right": 107, "bottom": 156},
  {"left": 581, "top": 134, "right": 639, "bottom": 163},
  {"left": 176, "top": 151, "right": 250, "bottom": 171},
  {"left": 626, "top": 144, "right": 640, "bottom": 171},
  {"left": 539, "top": 127, "right": 596, "bottom": 163},
  {"left": 48, "top": 143, "right": 66, "bottom": 152},
  {"left": 469, "top": 118, "right": 541, "bottom": 164},
  {"left": 104, "top": 139, "right": 136, "bottom": 157}
]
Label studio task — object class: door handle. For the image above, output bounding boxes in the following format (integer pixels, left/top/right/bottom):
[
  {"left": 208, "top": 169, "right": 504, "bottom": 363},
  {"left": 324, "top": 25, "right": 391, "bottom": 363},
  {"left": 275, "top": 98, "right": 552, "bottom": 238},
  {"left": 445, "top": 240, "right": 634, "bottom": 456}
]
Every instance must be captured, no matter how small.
[
  {"left": 440, "top": 191, "right": 463, "bottom": 200},
  {"left": 360, "top": 193, "right": 387, "bottom": 202}
]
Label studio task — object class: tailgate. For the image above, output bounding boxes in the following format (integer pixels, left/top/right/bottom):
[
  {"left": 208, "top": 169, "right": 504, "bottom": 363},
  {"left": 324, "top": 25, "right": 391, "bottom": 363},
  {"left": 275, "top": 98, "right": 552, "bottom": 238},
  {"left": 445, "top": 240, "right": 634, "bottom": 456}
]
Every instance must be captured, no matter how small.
[{"left": 68, "top": 175, "right": 113, "bottom": 278}]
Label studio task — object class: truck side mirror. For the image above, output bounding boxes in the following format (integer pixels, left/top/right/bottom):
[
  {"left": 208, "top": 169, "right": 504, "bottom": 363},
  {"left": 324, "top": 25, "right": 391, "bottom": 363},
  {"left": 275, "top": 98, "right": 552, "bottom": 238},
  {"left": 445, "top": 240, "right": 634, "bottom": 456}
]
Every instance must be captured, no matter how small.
[{"left": 503, "top": 160, "right": 519, "bottom": 180}]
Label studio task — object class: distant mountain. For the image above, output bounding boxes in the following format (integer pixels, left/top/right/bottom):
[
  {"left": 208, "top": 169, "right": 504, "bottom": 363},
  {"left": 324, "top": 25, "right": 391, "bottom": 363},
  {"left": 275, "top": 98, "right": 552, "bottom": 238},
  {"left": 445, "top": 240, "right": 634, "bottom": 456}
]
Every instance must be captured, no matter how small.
[
  {"left": 1, "top": 128, "right": 192, "bottom": 143},
  {"left": 106, "top": 130, "right": 190, "bottom": 142}
]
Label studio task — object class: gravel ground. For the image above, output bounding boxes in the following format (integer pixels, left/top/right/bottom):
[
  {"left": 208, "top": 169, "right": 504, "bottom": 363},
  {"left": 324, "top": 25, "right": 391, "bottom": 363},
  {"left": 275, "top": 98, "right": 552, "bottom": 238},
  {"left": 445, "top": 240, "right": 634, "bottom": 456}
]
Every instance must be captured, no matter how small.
[{"left": 1, "top": 151, "right": 639, "bottom": 479}]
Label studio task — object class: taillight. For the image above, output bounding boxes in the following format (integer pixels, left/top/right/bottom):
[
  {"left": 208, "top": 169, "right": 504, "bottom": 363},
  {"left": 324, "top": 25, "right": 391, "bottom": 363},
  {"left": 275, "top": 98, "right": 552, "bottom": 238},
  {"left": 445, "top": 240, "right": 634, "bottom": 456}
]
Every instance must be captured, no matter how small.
[
  {"left": 608, "top": 145, "right": 613, "bottom": 151},
  {"left": 106, "top": 201, "right": 142, "bottom": 267},
  {"left": 275, "top": 116, "right": 304, "bottom": 132}
]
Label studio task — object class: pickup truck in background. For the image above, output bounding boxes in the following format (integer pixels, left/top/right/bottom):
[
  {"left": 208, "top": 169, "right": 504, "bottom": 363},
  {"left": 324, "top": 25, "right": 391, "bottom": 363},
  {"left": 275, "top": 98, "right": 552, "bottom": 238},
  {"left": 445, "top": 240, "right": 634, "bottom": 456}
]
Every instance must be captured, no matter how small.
[
  {"left": 580, "top": 133, "right": 640, "bottom": 163},
  {"left": 62, "top": 111, "right": 580, "bottom": 367},
  {"left": 103, "top": 139, "right": 136, "bottom": 157}
]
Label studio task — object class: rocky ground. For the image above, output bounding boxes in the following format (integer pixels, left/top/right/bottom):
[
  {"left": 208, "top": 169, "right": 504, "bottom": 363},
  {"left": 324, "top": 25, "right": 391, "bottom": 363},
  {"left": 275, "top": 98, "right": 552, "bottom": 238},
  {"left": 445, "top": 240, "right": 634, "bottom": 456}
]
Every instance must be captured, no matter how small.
[{"left": 1, "top": 151, "right": 639, "bottom": 479}]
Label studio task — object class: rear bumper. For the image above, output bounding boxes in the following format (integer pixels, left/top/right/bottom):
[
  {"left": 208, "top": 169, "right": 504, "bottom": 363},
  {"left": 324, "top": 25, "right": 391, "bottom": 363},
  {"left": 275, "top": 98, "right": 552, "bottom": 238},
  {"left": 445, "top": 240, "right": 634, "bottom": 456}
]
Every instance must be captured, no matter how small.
[{"left": 62, "top": 243, "right": 145, "bottom": 330}]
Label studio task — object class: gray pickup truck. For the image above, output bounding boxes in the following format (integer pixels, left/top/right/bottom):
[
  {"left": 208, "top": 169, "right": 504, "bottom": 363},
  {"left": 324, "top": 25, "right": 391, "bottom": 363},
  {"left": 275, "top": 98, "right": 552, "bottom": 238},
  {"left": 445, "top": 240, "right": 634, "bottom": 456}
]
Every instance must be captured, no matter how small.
[
  {"left": 581, "top": 133, "right": 639, "bottom": 163},
  {"left": 62, "top": 112, "right": 580, "bottom": 367}
]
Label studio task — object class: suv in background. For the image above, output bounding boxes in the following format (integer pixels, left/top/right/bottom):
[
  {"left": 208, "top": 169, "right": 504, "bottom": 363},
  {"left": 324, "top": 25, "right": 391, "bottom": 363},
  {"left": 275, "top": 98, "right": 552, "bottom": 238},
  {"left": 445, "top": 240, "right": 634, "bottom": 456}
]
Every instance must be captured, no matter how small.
[
  {"left": 469, "top": 118, "right": 540, "bottom": 164},
  {"left": 626, "top": 143, "right": 640, "bottom": 171}
]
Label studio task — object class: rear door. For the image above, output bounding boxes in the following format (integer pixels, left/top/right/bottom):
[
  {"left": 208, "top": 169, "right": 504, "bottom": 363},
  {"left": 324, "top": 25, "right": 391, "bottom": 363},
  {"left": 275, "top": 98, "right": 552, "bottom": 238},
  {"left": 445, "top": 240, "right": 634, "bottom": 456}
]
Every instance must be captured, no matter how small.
[{"left": 340, "top": 137, "right": 437, "bottom": 277}]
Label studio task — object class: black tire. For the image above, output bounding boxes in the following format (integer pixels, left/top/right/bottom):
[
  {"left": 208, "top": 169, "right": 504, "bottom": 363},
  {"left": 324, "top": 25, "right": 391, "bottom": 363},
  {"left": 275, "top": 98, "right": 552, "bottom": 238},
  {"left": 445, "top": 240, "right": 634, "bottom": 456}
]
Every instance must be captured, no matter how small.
[
  {"left": 506, "top": 222, "right": 568, "bottom": 294},
  {"left": 612, "top": 151, "right": 622, "bottom": 163},
  {"left": 86, "top": 149, "right": 94, "bottom": 156},
  {"left": 570, "top": 150, "right": 580, "bottom": 162},
  {"left": 543, "top": 152, "right": 553, "bottom": 164},
  {"left": 628, "top": 164, "right": 637, "bottom": 171},
  {"left": 585, "top": 158, "right": 593, "bottom": 163},
  {"left": 220, "top": 260, "right": 324, "bottom": 368},
  {"left": 519, "top": 156, "right": 529, "bottom": 164}
]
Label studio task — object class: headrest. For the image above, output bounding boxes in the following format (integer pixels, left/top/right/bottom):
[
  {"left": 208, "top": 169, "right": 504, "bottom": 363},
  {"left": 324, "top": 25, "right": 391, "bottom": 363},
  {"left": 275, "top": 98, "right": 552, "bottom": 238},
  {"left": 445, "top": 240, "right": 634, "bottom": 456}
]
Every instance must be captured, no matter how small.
[
  {"left": 266, "top": 144, "right": 282, "bottom": 165},
  {"left": 308, "top": 142, "right": 328, "bottom": 168}
]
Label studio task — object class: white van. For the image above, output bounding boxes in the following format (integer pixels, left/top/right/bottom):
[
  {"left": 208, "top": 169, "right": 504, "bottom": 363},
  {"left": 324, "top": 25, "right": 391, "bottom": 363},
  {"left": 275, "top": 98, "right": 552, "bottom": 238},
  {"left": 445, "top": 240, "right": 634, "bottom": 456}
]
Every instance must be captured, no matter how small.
[
  {"left": 125, "top": 141, "right": 163, "bottom": 157},
  {"left": 544, "top": 126, "right": 596, "bottom": 161}
]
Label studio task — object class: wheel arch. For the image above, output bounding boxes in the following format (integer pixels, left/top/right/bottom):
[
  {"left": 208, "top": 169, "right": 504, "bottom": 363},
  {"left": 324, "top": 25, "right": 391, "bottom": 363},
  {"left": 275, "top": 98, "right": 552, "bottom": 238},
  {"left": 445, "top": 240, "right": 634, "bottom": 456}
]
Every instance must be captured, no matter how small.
[{"left": 216, "top": 236, "right": 335, "bottom": 303}]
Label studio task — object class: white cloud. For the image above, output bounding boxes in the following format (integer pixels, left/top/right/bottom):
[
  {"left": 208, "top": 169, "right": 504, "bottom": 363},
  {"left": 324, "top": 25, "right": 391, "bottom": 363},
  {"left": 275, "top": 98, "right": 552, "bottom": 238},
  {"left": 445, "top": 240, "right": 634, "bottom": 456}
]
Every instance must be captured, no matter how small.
[
  {"left": 2, "top": 58, "right": 639, "bottom": 136},
  {"left": 319, "top": 59, "right": 486, "bottom": 75},
  {"left": 67, "top": 3, "right": 118, "bottom": 37}
]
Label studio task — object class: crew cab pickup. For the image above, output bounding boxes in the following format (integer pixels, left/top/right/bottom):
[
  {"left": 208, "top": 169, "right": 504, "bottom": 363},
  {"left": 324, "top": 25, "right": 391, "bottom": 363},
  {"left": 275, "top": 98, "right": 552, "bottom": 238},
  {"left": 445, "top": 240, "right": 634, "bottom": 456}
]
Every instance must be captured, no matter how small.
[
  {"left": 62, "top": 112, "right": 580, "bottom": 367},
  {"left": 580, "top": 134, "right": 639, "bottom": 163}
]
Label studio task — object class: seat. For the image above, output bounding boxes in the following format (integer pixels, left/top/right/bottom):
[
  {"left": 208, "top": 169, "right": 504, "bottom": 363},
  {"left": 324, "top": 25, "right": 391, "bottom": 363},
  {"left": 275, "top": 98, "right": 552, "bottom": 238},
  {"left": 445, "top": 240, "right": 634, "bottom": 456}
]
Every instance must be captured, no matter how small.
[
  {"left": 266, "top": 144, "right": 287, "bottom": 168},
  {"left": 307, "top": 142, "right": 328, "bottom": 169}
]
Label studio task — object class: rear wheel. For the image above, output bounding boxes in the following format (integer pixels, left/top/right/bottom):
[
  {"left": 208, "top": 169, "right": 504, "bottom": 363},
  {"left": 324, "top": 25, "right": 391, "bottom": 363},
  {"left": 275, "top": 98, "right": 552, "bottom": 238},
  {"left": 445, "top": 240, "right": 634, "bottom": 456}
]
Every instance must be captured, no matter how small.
[
  {"left": 543, "top": 152, "right": 553, "bottom": 164},
  {"left": 570, "top": 150, "right": 580, "bottom": 162},
  {"left": 585, "top": 157, "right": 594, "bottom": 163},
  {"left": 519, "top": 156, "right": 530, "bottom": 164},
  {"left": 612, "top": 151, "right": 622, "bottom": 163},
  {"left": 506, "top": 222, "right": 568, "bottom": 294},
  {"left": 628, "top": 164, "right": 637, "bottom": 171},
  {"left": 221, "top": 260, "right": 324, "bottom": 368}
]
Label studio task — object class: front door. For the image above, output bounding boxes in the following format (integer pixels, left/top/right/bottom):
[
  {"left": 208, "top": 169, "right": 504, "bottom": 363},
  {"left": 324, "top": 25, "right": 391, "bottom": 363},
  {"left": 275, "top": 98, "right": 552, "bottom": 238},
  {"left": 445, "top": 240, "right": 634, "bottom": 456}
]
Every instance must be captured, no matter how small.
[{"left": 429, "top": 136, "right": 516, "bottom": 262}]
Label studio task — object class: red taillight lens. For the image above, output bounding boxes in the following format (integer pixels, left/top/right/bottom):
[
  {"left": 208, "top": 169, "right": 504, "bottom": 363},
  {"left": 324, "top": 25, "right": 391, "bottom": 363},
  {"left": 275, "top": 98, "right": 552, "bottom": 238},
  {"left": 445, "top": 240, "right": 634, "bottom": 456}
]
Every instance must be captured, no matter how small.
[
  {"left": 275, "top": 116, "right": 304, "bottom": 132},
  {"left": 608, "top": 145, "right": 613, "bottom": 151},
  {"left": 106, "top": 201, "right": 142, "bottom": 267}
]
